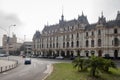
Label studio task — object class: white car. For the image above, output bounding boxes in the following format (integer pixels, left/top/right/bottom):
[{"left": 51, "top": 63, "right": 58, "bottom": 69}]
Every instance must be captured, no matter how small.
[
  {"left": 0, "top": 53, "right": 7, "bottom": 57},
  {"left": 56, "top": 56, "right": 64, "bottom": 60}
]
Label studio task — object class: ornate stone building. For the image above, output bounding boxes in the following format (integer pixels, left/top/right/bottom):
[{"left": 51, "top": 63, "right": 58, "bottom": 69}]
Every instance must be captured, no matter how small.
[
  {"left": 33, "top": 11, "right": 120, "bottom": 59},
  {"left": 2, "top": 34, "right": 22, "bottom": 55}
]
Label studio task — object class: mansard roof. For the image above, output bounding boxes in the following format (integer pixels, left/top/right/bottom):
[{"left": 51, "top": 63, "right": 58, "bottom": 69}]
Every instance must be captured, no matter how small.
[
  {"left": 40, "top": 11, "right": 120, "bottom": 33},
  {"left": 106, "top": 20, "right": 120, "bottom": 28},
  {"left": 85, "top": 24, "right": 96, "bottom": 30}
]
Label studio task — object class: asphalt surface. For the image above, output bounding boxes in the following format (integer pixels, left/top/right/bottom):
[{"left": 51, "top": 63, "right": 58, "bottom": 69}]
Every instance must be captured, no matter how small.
[{"left": 0, "top": 56, "right": 49, "bottom": 80}]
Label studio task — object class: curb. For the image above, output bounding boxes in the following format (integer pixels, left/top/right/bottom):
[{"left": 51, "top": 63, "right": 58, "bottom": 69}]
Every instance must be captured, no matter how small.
[{"left": 42, "top": 64, "right": 53, "bottom": 80}]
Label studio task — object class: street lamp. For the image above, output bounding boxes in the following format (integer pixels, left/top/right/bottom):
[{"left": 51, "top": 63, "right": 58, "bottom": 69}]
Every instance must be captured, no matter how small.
[
  {"left": 9, "top": 24, "right": 16, "bottom": 37},
  {"left": 7, "top": 24, "right": 16, "bottom": 56}
]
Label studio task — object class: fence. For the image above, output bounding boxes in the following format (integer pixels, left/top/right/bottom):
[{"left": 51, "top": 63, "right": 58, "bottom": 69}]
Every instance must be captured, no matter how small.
[{"left": 0, "top": 60, "right": 18, "bottom": 73}]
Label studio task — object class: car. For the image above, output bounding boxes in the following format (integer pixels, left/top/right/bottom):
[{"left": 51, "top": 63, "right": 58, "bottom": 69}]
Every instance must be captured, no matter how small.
[
  {"left": 37, "top": 55, "right": 43, "bottom": 58},
  {"left": 22, "top": 55, "right": 26, "bottom": 58},
  {"left": 48, "top": 56, "right": 56, "bottom": 59},
  {"left": 0, "top": 53, "right": 8, "bottom": 57},
  {"left": 56, "top": 56, "right": 64, "bottom": 60},
  {"left": 24, "top": 58, "right": 31, "bottom": 65}
]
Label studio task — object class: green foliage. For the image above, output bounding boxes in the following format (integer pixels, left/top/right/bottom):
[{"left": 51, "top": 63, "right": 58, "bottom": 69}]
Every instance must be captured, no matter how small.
[
  {"left": 73, "top": 56, "right": 117, "bottom": 77},
  {"left": 72, "top": 56, "right": 84, "bottom": 71}
]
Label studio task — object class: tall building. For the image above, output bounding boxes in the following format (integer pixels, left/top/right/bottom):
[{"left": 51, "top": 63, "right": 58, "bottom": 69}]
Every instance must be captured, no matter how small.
[
  {"left": 2, "top": 34, "right": 22, "bottom": 55},
  {"left": 33, "top": 11, "right": 120, "bottom": 59}
]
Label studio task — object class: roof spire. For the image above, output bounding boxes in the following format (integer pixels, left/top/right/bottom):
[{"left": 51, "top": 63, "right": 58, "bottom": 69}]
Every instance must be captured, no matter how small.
[
  {"left": 61, "top": 5, "right": 64, "bottom": 21},
  {"left": 82, "top": 11, "right": 84, "bottom": 16},
  {"left": 101, "top": 11, "right": 103, "bottom": 17}
]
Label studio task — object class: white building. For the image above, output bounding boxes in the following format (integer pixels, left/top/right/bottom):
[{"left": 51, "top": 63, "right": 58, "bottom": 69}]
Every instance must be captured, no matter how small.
[{"left": 33, "top": 11, "right": 120, "bottom": 59}]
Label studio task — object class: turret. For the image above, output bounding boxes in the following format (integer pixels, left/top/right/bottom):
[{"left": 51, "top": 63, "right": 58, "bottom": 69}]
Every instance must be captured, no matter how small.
[
  {"left": 116, "top": 11, "right": 120, "bottom": 20},
  {"left": 78, "top": 12, "right": 89, "bottom": 25},
  {"left": 97, "top": 12, "right": 106, "bottom": 25}
]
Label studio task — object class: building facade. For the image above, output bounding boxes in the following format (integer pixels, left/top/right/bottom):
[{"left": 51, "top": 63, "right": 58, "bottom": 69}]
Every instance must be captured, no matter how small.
[
  {"left": 20, "top": 42, "right": 33, "bottom": 56},
  {"left": 33, "top": 11, "right": 120, "bottom": 59},
  {"left": 2, "top": 34, "right": 22, "bottom": 55}
]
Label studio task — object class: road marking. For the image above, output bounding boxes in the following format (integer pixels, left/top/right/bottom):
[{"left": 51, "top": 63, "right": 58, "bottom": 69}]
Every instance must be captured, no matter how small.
[{"left": 44, "top": 64, "right": 51, "bottom": 74}]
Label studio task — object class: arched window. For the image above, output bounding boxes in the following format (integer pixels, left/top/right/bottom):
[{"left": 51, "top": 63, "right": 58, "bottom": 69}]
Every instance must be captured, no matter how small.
[
  {"left": 114, "top": 28, "right": 118, "bottom": 34},
  {"left": 91, "top": 40, "right": 94, "bottom": 47},
  {"left": 71, "top": 41, "right": 74, "bottom": 47},
  {"left": 114, "top": 38, "right": 119, "bottom": 46},
  {"left": 98, "top": 39, "right": 101, "bottom": 47},
  {"left": 86, "top": 40, "right": 89, "bottom": 47},
  {"left": 76, "top": 41, "right": 79, "bottom": 47}
]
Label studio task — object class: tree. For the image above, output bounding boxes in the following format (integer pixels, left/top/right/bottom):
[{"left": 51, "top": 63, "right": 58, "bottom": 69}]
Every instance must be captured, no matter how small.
[
  {"left": 103, "top": 59, "right": 117, "bottom": 72},
  {"left": 72, "top": 57, "right": 85, "bottom": 71},
  {"left": 88, "top": 56, "right": 104, "bottom": 77}
]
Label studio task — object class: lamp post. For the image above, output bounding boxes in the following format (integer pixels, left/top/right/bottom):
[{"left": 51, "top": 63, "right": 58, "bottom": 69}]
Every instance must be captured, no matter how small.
[{"left": 7, "top": 24, "right": 16, "bottom": 56}]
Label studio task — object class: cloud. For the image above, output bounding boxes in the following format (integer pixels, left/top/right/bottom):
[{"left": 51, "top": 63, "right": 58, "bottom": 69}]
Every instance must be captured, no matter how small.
[{"left": 0, "top": 11, "right": 22, "bottom": 28}]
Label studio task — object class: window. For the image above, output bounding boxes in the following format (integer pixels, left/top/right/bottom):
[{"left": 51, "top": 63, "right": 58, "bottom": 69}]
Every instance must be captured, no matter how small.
[
  {"left": 67, "top": 42, "right": 69, "bottom": 48},
  {"left": 50, "top": 44, "right": 52, "bottom": 48},
  {"left": 56, "top": 42, "right": 58, "bottom": 48},
  {"left": 114, "top": 38, "right": 119, "bottom": 46},
  {"left": 63, "top": 42, "right": 65, "bottom": 48},
  {"left": 63, "top": 35, "right": 65, "bottom": 40},
  {"left": 71, "top": 41, "right": 74, "bottom": 47},
  {"left": 71, "top": 34, "right": 73, "bottom": 39},
  {"left": 77, "top": 33, "right": 79, "bottom": 38},
  {"left": 91, "top": 40, "right": 94, "bottom": 47},
  {"left": 98, "top": 39, "right": 101, "bottom": 47},
  {"left": 86, "top": 40, "right": 89, "bottom": 47},
  {"left": 76, "top": 41, "right": 79, "bottom": 47},
  {"left": 91, "top": 31, "right": 94, "bottom": 36},
  {"left": 86, "top": 32, "right": 88, "bottom": 37},
  {"left": 114, "top": 29, "right": 118, "bottom": 34},
  {"left": 98, "top": 30, "right": 101, "bottom": 35},
  {"left": 53, "top": 43, "right": 55, "bottom": 48}
]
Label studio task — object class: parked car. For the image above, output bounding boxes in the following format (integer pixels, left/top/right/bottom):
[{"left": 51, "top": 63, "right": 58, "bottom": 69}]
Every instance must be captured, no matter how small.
[
  {"left": 24, "top": 58, "right": 31, "bottom": 65},
  {"left": 0, "top": 53, "right": 8, "bottom": 57},
  {"left": 56, "top": 56, "right": 64, "bottom": 60},
  {"left": 37, "top": 55, "right": 43, "bottom": 58},
  {"left": 48, "top": 56, "right": 56, "bottom": 59}
]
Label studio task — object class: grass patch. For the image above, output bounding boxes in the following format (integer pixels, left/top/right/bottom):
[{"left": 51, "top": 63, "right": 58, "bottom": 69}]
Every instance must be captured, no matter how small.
[{"left": 46, "top": 63, "right": 120, "bottom": 80}]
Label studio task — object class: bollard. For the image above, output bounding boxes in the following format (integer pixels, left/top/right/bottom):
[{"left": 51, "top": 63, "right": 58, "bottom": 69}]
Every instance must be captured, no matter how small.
[{"left": 0, "top": 67, "right": 2, "bottom": 73}]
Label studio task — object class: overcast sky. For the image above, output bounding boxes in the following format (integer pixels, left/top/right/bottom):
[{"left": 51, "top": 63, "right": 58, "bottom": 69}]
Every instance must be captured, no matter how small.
[{"left": 0, "top": 0, "right": 120, "bottom": 46}]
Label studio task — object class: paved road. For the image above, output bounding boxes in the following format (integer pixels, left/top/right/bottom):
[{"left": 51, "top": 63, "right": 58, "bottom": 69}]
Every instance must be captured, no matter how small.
[{"left": 0, "top": 56, "right": 50, "bottom": 80}]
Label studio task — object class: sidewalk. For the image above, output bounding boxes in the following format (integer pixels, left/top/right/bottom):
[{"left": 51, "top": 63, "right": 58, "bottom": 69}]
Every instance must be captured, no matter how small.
[{"left": 0, "top": 60, "right": 17, "bottom": 73}]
